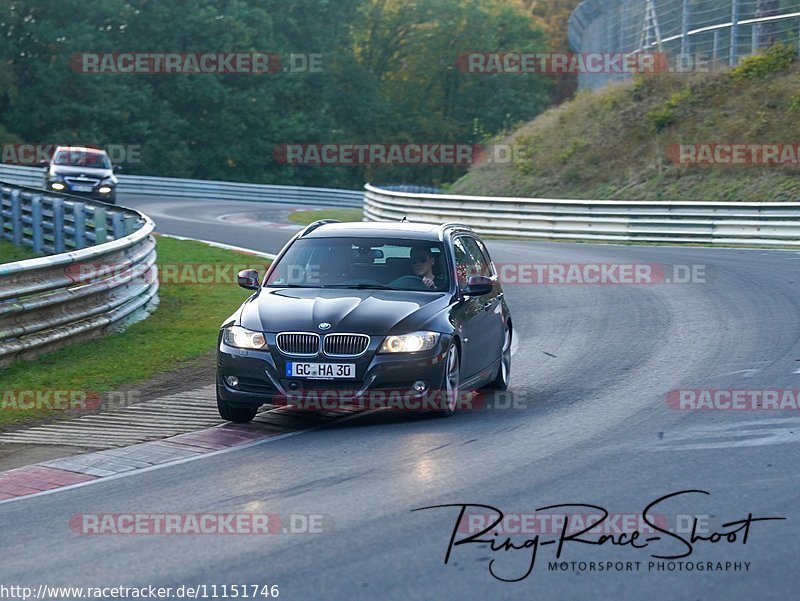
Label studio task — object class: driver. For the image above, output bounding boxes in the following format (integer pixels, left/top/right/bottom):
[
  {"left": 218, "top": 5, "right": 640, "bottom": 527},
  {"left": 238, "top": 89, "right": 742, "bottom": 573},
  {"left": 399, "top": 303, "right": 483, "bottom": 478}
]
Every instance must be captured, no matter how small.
[{"left": 410, "top": 245, "right": 446, "bottom": 290}]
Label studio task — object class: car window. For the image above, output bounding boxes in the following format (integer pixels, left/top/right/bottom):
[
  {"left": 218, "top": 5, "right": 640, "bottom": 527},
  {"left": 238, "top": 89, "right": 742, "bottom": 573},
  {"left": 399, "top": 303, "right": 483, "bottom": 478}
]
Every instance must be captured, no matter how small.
[
  {"left": 266, "top": 237, "right": 450, "bottom": 291},
  {"left": 453, "top": 236, "right": 491, "bottom": 287},
  {"left": 473, "top": 237, "right": 496, "bottom": 276},
  {"left": 53, "top": 150, "right": 111, "bottom": 169}
]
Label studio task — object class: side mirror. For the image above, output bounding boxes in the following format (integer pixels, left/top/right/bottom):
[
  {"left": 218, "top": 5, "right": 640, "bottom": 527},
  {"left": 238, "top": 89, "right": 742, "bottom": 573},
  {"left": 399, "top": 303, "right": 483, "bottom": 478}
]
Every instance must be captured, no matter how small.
[
  {"left": 113, "top": 164, "right": 123, "bottom": 171},
  {"left": 39, "top": 159, "right": 49, "bottom": 168},
  {"left": 463, "top": 274, "right": 493, "bottom": 297},
  {"left": 237, "top": 269, "right": 260, "bottom": 290}
]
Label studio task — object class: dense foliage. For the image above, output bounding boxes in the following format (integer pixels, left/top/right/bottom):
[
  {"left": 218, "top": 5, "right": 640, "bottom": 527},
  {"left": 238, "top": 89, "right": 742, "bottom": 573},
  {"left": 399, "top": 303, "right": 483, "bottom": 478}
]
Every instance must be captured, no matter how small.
[{"left": 0, "top": 0, "right": 552, "bottom": 188}]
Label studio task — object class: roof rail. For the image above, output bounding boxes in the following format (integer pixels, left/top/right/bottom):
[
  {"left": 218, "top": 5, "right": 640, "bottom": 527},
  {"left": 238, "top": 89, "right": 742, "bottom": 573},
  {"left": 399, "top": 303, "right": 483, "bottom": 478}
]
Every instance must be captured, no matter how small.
[
  {"left": 437, "top": 222, "right": 474, "bottom": 241},
  {"left": 439, "top": 223, "right": 474, "bottom": 233},
  {"left": 299, "top": 219, "right": 341, "bottom": 237}
]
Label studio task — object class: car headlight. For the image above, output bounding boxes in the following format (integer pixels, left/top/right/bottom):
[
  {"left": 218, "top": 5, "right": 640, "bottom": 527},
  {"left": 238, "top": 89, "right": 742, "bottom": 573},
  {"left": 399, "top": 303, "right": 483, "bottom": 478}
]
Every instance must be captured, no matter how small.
[
  {"left": 379, "top": 331, "right": 439, "bottom": 353},
  {"left": 223, "top": 325, "right": 267, "bottom": 350}
]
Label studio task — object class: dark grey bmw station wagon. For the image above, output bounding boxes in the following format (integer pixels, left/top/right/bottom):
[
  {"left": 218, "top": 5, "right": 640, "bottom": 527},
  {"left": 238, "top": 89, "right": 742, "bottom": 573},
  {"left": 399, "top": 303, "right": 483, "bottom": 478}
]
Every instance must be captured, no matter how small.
[{"left": 216, "top": 221, "right": 512, "bottom": 422}]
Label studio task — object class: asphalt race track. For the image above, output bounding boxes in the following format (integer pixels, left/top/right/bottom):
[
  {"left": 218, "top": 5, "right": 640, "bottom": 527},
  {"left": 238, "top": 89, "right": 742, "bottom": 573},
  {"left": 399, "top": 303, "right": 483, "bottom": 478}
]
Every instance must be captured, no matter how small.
[{"left": 2, "top": 195, "right": 799, "bottom": 600}]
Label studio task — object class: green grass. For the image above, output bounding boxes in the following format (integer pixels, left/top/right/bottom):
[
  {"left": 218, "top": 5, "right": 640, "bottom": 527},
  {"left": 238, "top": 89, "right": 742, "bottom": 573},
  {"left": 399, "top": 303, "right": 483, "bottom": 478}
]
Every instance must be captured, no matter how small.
[
  {"left": 0, "top": 236, "right": 269, "bottom": 428},
  {"left": 0, "top": 240, "right": 39, "bottom": 263},
  {"left": 450, "top": 50, "right": 800, "bottom": 202},
  {"left": 288, "top": 208, "right": 364, "bottom": 225}
]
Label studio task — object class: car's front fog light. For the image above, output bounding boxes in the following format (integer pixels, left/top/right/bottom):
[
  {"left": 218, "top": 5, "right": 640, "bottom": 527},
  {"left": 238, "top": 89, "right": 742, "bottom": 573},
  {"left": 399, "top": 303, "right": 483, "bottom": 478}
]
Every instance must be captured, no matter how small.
[
  {"left": 99, "top": 186, "right": 112, "bottom": 194},
  {"left": 51, "top": 182, "right": 65, "bottom": 190},
  {"left": 223, "top": 326, "right": 267, "bottom": 350},
  {"left": 225, "top": 376, "right": 240, "bottom": 388},
  {"left": 413, "top": 380, "right": 428, "bottom": 392},
  {"left": 379, "top": 332, "right": 439, "bottom": 353}
]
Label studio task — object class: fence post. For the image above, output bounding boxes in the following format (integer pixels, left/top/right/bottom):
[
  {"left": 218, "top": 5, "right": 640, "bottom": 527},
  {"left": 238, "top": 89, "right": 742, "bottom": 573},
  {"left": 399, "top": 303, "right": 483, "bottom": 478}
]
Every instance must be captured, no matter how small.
[
  {"left": 10, "top": 189, "right": 22, "bottom": 245},
  {"left": 681, "top": 0, "right": 690, "bottom": 58},
  {"left": 730, "top": 0, "right": 739, "bottom": 65},
  {"left": 31, "top": 196, "right": 43, "bottom": 254}
]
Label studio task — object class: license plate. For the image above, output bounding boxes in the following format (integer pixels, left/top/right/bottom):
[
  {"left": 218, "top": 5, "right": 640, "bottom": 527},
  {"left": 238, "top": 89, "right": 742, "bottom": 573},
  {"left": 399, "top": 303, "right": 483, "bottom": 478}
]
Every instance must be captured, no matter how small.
[
  {"left": 71, "top": 185, "right": 94, "bottom": 192},
  {"left": 286, "top": 362, "right": 355, "bottom": 379}
]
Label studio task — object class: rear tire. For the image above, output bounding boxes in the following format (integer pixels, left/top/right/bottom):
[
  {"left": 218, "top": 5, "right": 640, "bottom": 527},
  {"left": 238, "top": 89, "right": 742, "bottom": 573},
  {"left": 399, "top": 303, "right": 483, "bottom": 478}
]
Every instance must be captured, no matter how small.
[{"left": 217, "top": 394, "right": 257, "bottom": 423}]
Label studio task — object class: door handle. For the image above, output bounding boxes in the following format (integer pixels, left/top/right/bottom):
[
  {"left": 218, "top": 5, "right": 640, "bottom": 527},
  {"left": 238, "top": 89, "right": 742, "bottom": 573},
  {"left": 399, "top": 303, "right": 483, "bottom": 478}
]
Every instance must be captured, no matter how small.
[{"left": 483, "top": 300, "right": 495, "bottom": 311}]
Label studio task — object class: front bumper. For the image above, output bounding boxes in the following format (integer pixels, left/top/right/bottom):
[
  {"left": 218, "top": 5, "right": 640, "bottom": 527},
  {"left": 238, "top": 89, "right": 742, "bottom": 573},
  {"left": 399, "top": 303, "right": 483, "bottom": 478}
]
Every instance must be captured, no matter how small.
[
  {"left": 45, "top": 181, "right": 117, "bottom": 202},
  {"left": 216, "top": 332, "right": 454, "bottom": 410}
]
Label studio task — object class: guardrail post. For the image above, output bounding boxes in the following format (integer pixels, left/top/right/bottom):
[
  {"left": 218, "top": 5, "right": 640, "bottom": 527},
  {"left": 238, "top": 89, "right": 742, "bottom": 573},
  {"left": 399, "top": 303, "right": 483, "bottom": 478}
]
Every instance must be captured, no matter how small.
[
  {"left": 111, "top": 212, "right": 125, "bottom": 239},
  {"left": 730, "top": 0, "right": 739, "bottom": 66},
  {"left": 10, "top": 189, "right": 22, "bottom": 245},
  {"left": 92, "top": 206, "right": 108, "bottom": 245},
  {"left": 52, "top": 198, "right": 65, "bottom": 253},
  {"left": 124, "top": 214, "right": 137, "bottom": 236},
  {"left": 72, "top": 202, "right": 87, "bottom": 249},
  {"left": 31, "top": 196, "right": 44, "bottom": 254}
]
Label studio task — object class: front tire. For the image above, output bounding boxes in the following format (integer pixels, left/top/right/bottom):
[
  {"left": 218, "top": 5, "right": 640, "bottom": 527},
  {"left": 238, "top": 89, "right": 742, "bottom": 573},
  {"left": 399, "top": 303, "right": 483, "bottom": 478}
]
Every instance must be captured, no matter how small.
[
  {"left": 484, "top": 322, "right": 511, "bottom": 391},
  {"left": 434, "top": 344, "right": 460, "bottom": 418},
  {"left": 217, "top": 394, "right": 257, "bottom": 423}
]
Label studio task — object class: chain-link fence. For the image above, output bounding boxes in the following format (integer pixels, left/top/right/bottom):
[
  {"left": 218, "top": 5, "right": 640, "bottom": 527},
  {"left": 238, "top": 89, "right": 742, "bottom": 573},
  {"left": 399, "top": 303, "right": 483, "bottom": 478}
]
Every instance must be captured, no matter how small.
[{"left": 569, "top": 0, "right": 800, "bottom": 89}]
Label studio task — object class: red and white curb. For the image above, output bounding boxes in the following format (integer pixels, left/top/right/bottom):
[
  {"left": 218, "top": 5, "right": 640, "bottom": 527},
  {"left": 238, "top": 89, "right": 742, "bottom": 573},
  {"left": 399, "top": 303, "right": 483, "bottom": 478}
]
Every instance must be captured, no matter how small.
[{"left": 0, "top": 405, "right": 365, "bottom": 505}]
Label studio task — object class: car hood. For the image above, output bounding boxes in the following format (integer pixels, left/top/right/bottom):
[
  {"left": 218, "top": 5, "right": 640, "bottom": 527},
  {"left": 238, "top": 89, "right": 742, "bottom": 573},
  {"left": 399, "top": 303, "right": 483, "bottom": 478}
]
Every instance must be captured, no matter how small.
[
  {"left": 50, "top": 165, "right": 113, "bottom": 179},
  {"left": 238, "top": 288, "right": 451, "bottom": 335}
]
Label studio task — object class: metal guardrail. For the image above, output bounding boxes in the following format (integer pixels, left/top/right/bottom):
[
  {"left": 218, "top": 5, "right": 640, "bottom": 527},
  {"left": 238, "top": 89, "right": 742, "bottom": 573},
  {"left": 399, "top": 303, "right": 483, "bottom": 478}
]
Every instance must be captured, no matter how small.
[
  {"left": 364, "top": 184, "right": 800, "bottom": 246},
  {"left": 0, "top": 164, "right": 363, "bottom": 207},
  {"left": 375, "top": 185, "right": 441, "bottom": 194},
  {"left": 0, "top": 182, "right": 158, "bottom": 366},
  {"left": 568, "top": 0, "right": 800, "bottom": 90}
]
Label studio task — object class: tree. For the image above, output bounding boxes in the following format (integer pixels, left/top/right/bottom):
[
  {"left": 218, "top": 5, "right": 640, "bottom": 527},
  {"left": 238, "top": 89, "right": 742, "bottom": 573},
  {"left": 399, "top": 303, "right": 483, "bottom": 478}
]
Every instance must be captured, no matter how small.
[{"left": 525, "top": 0, "right": 582, "bottom": 103}]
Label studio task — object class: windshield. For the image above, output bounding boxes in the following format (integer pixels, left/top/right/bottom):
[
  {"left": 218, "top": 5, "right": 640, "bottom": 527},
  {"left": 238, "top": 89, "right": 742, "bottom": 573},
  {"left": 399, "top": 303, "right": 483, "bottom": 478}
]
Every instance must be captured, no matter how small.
[
  {"left": 266, "top": 237, "right": 450, "bottom": 292},
  {"left": 53, "top": 150, "right": 111, "bottom": 169}
]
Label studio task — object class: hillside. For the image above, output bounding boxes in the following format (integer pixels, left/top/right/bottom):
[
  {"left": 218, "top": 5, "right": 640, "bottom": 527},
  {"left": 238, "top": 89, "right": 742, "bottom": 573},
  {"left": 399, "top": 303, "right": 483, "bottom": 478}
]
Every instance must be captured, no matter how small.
[{"left": 449, "top": 45, "right": 800, "bottom": 201}]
